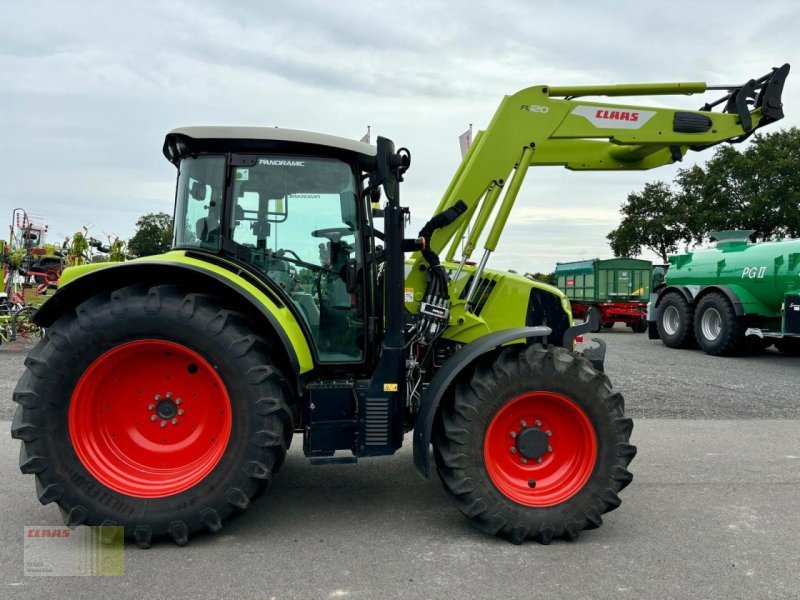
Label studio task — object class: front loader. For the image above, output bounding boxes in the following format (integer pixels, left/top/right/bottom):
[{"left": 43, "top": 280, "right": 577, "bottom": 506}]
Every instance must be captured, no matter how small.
[{"left": 13, "top": 64, "right": 788, "bottom": 547}]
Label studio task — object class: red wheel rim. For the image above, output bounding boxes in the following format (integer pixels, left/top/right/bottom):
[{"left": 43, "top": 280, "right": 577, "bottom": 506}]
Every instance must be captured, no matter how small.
[
  {"left": 69, "top": 340, "right": 232, "bottom": 498},
  {"left": 484, "top": 391, "right": 597, "bottom": 507}
]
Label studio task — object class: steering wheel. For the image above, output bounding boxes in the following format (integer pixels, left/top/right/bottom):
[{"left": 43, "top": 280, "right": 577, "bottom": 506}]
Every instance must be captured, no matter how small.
[{"left": 311, "top": 227, "right": 353, "bottom": 243}]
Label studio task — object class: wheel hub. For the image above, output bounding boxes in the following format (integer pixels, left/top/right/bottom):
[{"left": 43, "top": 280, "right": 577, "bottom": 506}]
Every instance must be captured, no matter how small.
[
  {"left": 156, "top": 398, "right": 178, "bottom": 420},
  {"left": 516, "top": 426, "right": 549, "bottom": 460}
]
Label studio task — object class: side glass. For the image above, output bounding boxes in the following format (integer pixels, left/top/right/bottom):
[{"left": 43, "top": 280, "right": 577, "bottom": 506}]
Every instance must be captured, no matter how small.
[
  {"left": 228, "top": 156, "right": 363, "bottom": 362},
  {"left": 174, "top": 155, "right": 227, "bottom": 250}
]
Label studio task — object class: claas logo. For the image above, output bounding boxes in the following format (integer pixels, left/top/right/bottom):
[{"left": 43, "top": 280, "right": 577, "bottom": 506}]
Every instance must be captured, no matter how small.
[{"left": 595, "top": 109, "right": 639, "bottom": 122}]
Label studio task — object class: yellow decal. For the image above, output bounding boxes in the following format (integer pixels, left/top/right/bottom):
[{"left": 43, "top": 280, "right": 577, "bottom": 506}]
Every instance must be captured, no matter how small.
[{"left": 383, "top": 383, "right": 398, "bottom": 392}]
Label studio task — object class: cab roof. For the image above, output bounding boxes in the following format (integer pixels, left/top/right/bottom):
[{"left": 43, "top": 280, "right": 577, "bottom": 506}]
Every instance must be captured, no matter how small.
[{"left": 163, "top": 126, "right": 376, "bottom": 165}]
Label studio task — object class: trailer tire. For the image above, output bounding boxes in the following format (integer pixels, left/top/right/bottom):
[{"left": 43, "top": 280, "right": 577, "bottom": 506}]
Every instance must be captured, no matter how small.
[
  {"left": 694, "top": 293, "right": 744, "bottom": 356},
  {"left": 775, "top": 338, "right": 800, "bottom": 356},
  {"left": 11, "top": 284, "right": 294, "bottom": 548},
  {"left": 433, "top": 344, "right": 635, "bottom": 545},
  {"left": 657, "top": 293, "right": 695, "bottom": 348}
]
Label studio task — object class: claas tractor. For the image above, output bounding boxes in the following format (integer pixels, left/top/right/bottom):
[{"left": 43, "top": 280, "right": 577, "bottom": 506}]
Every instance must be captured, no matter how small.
[{"left": 13, "top": 64, "right": 788, "bottom": 547}]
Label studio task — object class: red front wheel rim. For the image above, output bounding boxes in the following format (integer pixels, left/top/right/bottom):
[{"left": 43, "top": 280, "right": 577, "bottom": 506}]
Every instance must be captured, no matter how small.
[
  {"left": 69, "top": 340, "right": 232, "bottom": 498},
  {"left": 484, "top": 391, "right": 597, "bottom": 507}
]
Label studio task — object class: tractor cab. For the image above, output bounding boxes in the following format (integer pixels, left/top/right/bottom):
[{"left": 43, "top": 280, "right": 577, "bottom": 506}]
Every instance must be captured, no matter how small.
[{"left": 164, "top": 127, "right": 380, "bottom": 365}]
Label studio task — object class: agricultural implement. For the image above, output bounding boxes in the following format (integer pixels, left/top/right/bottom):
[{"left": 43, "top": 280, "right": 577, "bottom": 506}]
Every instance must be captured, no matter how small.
[
  {"left": 648, "top": 230, "right": 800, "bottom": 355},
  {"left": 554, "top": 258, "right": 653, "bottom": 332},
  {"left": 13, "top": 64, "right": 788, "bottom": 546}
]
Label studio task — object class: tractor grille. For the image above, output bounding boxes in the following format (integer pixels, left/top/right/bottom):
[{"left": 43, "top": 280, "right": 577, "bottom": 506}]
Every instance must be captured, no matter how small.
[{"left": 364, "top": 398, "right": 390, "bottom": 446}]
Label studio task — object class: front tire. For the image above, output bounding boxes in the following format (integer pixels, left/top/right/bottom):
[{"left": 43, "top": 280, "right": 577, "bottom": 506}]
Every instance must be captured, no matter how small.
[
  {"left": 12, "top": 284, "right": 294, "bottom": 547},
  {"left": 434, "top": 344, "right": 636, "bottom": 544},
  {"left": 657, "top": 293, "right": 695, "bottom": 348}
]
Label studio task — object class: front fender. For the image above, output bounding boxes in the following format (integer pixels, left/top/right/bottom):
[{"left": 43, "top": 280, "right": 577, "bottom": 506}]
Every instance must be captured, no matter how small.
[
  {"left": 413, "top": 326, "right": 551, "bottom": 480},
  {"left": 34, "top": 251, "right": 314, "bottom": 375}
]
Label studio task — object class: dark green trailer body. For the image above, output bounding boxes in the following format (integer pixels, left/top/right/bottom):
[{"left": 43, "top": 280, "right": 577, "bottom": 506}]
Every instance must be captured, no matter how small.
[{"left": 555, "top": 258, "right": 652, "bottom": 331}]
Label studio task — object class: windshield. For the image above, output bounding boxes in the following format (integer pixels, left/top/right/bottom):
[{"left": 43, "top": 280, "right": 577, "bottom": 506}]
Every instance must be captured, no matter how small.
[{"left": 174, "top": 155, "right": 227, "bottom": 250}]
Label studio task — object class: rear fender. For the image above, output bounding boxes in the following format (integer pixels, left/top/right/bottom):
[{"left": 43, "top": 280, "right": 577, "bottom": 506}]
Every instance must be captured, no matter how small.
[{"left": 34, "top": 253, "right": 314, "bottom": 375}]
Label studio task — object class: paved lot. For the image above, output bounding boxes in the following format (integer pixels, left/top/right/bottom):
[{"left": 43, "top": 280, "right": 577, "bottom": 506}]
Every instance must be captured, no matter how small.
[{"left": 1, "top": 331, "right": 799, "bottom": 599}]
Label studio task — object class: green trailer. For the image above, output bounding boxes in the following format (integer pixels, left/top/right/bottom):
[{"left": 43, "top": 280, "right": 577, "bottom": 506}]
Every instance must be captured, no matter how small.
[
  {"left": 555, "top": 258, "right": 653, "bottom": 332},
  {"left": 648, "top": 231, "right": 800, "bottom": 355}
]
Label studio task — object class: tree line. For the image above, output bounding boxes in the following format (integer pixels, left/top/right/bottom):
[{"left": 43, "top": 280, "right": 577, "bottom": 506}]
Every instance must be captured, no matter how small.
[{"left": 607, "top": 127, "right": 800, "bottom": 263}]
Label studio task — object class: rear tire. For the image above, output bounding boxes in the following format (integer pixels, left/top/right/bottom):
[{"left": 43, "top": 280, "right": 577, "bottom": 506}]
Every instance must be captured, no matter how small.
[
  {"left": 775, "top": 337, "right": 800, "bottom": 356},
  {"left": 657, "top": 293, "right": 695, "bottom": 348},
  {"left": 434, "top": 344, "right": 635, "bottom": 544},
  {"left": 11, "top": 284, "right": 294, "bottom": 548},
  {"left": 693, "top": 293, "right": 743, "bottom": 356}
]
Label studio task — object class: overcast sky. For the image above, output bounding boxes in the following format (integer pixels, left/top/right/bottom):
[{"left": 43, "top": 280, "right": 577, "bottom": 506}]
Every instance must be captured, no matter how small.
[{"left": 2, "top": 0, "right": 798, "bottom": 273}]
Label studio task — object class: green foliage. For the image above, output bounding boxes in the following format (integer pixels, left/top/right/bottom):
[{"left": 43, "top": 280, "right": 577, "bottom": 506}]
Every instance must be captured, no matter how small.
[
  {"left": 128, "top": 212, "right": 174, "bottom": 257},
  {"left": 608, "top": 128, "right": 800, "bottom": 259},
  {"left": 607, "top": 182, "right": 685, "bottom": 263},
  {"left": 528, "top": 272, "right": 556, "bottom": 285}
]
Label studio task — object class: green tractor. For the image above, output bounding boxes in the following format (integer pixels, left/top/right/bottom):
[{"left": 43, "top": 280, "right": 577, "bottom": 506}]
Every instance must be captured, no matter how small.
[{"left": 13, "top": 65, "right": 787, "bottom": 547}]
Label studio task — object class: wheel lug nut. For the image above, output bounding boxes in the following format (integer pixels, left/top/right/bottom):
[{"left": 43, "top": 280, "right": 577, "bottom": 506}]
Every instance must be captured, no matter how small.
[
  {"left": 150, "top": 415, "right": 157, "bottom": 421},
  {"left": 535, "top": 420, "right": 542, "bottom": 427},
  {"left": 154, "top": 394, "right": 161, "bottom": 401},
  {"left": 546, "top": 430, "right": 552, "bottom": 437},
  {"left": 547, "top": 445, "right": 552, "bottom": 452},
  {"left": 148, "top": 404, "right": 155, "bottom": 410},
  {"left": 520, "top": 420, "right": 527, "bottom": 427},
  {"left": 521, "top": 457, "right": 528, "bottom": 464},
  {"left": 160, "top": 420, "right": 167, "bottom": 428},
  {"left": 166, "top": 392, "right": 172, "bottom": 399},
  {"left": 510, "top": 447, "right": 517, "bottom": 454},
  {"left": 509, "top": 431, "right": 517, "bottom": 438},
  {"left": 537, "top": 457, "right": 543, "bottom": 464},
  {"left": 171, "top": 418, "right": 178, "bottom": 425},
  {"left": 175, "top": 398, "right": 182, "bottom": 405},
  {"left": 177, "top": 409, "right": 184, "bottom": 416}
]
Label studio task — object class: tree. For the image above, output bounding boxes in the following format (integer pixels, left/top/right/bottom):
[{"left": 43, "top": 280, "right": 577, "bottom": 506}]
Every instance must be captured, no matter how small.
[
  {"left": 607, "top": 127, "right": 800, "bottom": 257},
  {"left": 606, "top": 182, "right": 685, "bottom": 263},
  {"left": 528, "top": 272, "right": 556, "bottom": 285},
  {"left": 128, "top": 212, "right": 174, "bottom": 257}
]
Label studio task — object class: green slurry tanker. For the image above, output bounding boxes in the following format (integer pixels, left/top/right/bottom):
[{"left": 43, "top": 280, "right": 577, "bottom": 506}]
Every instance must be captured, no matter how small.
[{"left": 648, "top": 231, "right": 800, "bottom": 356}]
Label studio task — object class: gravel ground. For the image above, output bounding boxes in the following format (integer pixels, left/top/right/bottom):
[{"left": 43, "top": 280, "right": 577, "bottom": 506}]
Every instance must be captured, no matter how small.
[
  {"left": 2, "top": 329, "right": 799, "bottom": 598},
  {"left": 3, "top": 327, "right": 798, "bottom": 421}
]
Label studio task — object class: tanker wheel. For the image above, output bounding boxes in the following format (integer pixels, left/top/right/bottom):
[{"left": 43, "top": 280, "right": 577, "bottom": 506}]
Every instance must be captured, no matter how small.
[
  {"left": 693, "top": 293, "right": 744, "bottom": 356},
  {"left": 775, "top": 338, "right": 800, "bottom": 356},
  {"left": 433, "top": 344, "right": 636, "bottom": 544},
  {"left": 657, "top": 293, "right": 696, "bottom": 348},
  {"left": 11, "top": 284, "right": 294, "bottom": 548},
  {"left": 630, "top": 319, "right": 647, "bottom": 333}
]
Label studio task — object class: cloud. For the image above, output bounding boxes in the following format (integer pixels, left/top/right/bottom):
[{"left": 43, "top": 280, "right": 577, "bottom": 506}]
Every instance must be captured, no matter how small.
[{"left": 1, "top": 0, "right": 798, "bottom": 275}]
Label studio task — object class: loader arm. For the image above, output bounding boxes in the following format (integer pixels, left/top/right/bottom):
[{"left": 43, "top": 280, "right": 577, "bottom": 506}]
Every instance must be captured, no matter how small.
[{"left": 406, "top": 64, "right": 789, "bottom": 295}]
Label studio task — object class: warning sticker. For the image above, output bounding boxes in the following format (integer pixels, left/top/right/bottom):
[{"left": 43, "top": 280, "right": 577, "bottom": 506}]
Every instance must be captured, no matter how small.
[
  {"left": 404, "top": 288, "right": 414, "bottom": 303},
  {"left": 236, "top": 169, "right": 249, "bottom": 182}
]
